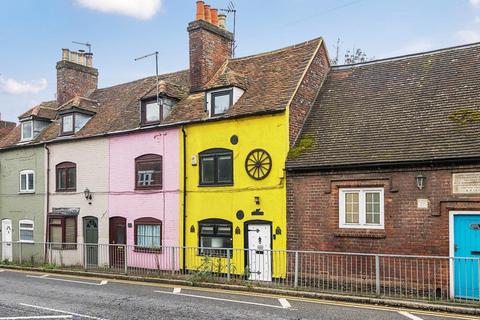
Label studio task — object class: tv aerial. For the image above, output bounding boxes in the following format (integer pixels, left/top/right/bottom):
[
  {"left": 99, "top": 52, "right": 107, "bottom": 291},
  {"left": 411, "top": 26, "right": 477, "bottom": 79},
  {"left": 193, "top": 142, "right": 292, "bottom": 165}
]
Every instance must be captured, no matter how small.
[
  {"left": 219, "top": 1, "right": 237, "bottom": 57},
  {"left": 72, "top": 41, "right": 92, "bottom": 54},
  {"left": 135, "top": 52, "right": 160, "bottom": 107}
]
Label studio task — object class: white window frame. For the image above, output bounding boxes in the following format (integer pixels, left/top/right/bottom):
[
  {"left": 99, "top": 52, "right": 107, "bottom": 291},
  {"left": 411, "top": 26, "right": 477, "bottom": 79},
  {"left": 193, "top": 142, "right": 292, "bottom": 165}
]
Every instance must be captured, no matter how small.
[
  {"left": 20, "top": 120, "right": 33, "bottom": 141},
  {"left": 19, "top": 219, "right": 34, "bottom": 243},
  {"left": 19, "top": 170, "right": 35, "bottom": 193},
  {"left": 339, "top": 188, "right": 384, "bottom": 229},
  {"left": 137, "top": 170, "right": 154, "bottom": 186}
]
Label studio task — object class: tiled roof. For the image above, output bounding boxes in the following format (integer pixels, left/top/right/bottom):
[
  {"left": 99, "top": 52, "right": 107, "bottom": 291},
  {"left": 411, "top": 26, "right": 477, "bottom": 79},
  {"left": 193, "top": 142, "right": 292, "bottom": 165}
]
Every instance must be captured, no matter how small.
[
  {"left": 57, "top": 96, "right": 99, "bottom": 114},
  {"left": 0, "top": 120, "right": 16, "bottom": 141},
  {"left": 167, "top": 38, "right": 322, "bottom": 123},
  {"left": 18, "top": 101, "right": 58, "bottom": 120},
  {"left": 0, "top": 38, "right": 321, "bottom": 148},
  {"left": 287, "top": 43, "right": 480, "bottom": 170}
]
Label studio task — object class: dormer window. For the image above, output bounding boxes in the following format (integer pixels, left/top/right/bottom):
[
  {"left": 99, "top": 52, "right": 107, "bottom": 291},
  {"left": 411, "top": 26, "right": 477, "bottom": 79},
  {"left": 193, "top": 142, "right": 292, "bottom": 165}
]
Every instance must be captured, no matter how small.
[
  {"left": 60, "top": 112, "right": 92, "bottom": 135},
  {"left": 211, "top": 90, "right": 233, "bottom": 116},
  {"left": 21, "top": 121, "right": 33, "bottom": 141},
  {"left": 141, "top": 96, "right": 177, "bottom": 126},
  {"left": 206, "top": 87, "right": 243, "bottom": 118},
  {"left": 20, "top": 118, "right": 50, "bottom": 142}
]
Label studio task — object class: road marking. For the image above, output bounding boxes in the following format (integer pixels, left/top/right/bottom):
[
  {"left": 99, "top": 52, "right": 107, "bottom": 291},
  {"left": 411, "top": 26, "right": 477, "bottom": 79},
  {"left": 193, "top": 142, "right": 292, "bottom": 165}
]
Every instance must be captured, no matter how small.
[
  {"left": 173, "top": 288, "right": 181, "bottom": 294},
  {"left": 398, "top": 311, "right": 424, "bottom": 320},
  {"left": 278, "top": 298, "right": 291, "bottom": 309},
  {"left": 5, "top": 269, "right": 474, "bottom": 320},
  {"left": 26, "top": 274, "right": 107, "bottom": 286},
  {"left": 155, "top": 290, "right": 290, "bottom": 310},
  {"left": 0, "top": 316, "right": 72, "bottom": 320},
  {"left": 19, "top": 303, "right": 108, "bottom": 320}
]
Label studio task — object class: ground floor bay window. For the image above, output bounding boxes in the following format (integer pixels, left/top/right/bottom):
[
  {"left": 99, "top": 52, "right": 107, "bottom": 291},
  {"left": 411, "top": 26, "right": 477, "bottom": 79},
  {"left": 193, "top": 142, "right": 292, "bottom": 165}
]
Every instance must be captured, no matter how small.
[{"left": 198, "top": 219, "right": 233, "bottom": 257}]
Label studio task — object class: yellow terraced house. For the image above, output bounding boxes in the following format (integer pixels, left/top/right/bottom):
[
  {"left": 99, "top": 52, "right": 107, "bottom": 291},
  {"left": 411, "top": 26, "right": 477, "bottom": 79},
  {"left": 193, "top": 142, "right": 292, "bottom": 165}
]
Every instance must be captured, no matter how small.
[{"left": 174, "top": 1, "right": 331, "bottom": 281}]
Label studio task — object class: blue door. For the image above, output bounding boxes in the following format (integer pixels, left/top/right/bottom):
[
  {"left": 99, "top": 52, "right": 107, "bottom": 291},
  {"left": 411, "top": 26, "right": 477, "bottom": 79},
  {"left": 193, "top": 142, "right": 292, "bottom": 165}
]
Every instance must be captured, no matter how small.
[{"left": 454, "top": 214, "right": 480, "bottom": 300}]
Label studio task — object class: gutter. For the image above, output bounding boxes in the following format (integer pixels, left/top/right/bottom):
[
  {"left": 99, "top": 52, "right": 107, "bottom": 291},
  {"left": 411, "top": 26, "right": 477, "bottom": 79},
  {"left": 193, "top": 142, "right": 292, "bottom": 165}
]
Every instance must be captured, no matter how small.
[
  {"left": 285, "top": 156, "right": 480, "bottom": 173},
  {"left": 181, "top": 126, "right": 187, "bottom": 272}
]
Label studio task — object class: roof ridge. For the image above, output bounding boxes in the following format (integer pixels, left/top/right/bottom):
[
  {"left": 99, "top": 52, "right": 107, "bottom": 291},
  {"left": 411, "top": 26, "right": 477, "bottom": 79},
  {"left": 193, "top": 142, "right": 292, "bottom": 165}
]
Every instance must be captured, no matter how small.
[
  {"left": 230, "top": 37, "right": 323, "bottom": 62},
  {"left": 333, "top": 41, "right": 480, "bottom": 69}
]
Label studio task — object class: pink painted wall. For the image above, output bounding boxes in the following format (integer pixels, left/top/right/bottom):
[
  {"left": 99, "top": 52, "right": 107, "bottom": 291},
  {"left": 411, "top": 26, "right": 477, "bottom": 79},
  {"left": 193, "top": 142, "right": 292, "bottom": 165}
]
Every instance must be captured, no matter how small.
[{"left": 109, "top": 128, "right": 180, "bottom": 269}]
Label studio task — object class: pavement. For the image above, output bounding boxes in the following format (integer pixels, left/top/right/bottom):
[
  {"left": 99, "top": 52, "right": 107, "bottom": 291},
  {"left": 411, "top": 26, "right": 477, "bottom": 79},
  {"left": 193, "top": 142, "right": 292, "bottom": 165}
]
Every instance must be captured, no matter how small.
[{"left": 0, "top": 269, "right": 477, "bottom": 320}]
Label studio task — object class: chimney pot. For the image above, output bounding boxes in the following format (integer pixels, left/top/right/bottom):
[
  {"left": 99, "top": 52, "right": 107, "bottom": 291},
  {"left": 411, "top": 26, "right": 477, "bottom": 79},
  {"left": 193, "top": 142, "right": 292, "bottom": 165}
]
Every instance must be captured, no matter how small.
[
  {"left": 211, "top": 8, "right": 218, "bottom": 26},
  {"left": 204, "top": 4, "right": 211, "bottom": 23},
  {"left": 195, "top": 1, "right": 205, "bottom": 20},
  {"left": 62, "top": 48, "right": 70, "bottom": 60},
  {"left": 218, "top": 14, "right": 227, "bottom": 29}
]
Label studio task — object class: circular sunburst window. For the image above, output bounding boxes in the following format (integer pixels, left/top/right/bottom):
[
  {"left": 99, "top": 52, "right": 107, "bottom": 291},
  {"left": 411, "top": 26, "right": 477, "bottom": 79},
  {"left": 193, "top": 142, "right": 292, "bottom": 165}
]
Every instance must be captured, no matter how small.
[{"left": 245, "top": 149, "right": 272, "bottom": 180}]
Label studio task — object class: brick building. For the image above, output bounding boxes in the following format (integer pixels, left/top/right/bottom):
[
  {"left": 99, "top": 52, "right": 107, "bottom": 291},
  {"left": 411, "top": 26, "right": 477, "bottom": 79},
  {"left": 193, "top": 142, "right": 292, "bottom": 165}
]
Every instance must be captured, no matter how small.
[{"left": 286, "top": 43, "right": 480, "bottom": 299}]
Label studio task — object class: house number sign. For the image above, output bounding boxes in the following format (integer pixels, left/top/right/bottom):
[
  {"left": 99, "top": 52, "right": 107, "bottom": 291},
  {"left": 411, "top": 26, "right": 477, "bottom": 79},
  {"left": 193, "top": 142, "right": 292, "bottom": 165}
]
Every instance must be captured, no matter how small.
[{"left": 452, "top": 173, "right": 480, "bottom": 194}]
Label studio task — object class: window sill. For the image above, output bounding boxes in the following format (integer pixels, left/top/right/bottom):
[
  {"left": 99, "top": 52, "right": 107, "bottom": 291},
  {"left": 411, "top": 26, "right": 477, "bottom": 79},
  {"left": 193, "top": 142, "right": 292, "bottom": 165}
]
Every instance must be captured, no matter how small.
[
  {"left": 55, "top": 189, "right": 77, "bottom": 193},
  {"left": 133, "top": 247, "right": 163, "bottom": 254},
  {"left": 140, "top": 121, "right": 161, "bottom": 127},
  {"left": 135, "top": 187, "right": 163, "bottom": 191},
  {"left": 18, "top": 240, "right": 34, "bottom": 244},
  {"left": 334, "top": 230, "right": 386, "bottom": 239},
  {"left": 19, "top": 191, "right": 35, "bottom": 194},
  {"left": 198, "top": 183, "right": 234, "bottom": 188}
]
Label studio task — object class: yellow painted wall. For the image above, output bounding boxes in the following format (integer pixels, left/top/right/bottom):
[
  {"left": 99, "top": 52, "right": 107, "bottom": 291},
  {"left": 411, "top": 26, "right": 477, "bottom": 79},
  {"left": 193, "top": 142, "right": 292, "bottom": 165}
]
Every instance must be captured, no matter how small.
[{"left": 182, "top": 112, "right": 288, "bottom": 278}]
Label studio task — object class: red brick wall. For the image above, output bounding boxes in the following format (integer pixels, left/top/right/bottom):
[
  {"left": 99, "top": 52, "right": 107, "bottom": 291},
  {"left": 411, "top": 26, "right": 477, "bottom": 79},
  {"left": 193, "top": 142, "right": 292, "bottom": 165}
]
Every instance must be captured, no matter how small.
[
  {"left": 188, "top": 20, "right": 233, "bottom": 92},
  {"left": 287, "top": 164, "right": 480, "bottom": 256},
  {"left": 56, "top": 60, "right": 98, "bottom": 106},
  {"left": 288, "top": 41, "right": 330, "bottom": 146}
]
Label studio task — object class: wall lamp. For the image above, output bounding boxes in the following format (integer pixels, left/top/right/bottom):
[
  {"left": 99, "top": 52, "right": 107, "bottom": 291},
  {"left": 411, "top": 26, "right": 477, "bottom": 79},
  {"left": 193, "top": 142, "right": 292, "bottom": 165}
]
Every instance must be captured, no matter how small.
[
  {"left": 416, "top": 174, "right": 426, "bottom": 190},
  {"left": 84, "top": 188, "right": 92, "bottom": 203}
]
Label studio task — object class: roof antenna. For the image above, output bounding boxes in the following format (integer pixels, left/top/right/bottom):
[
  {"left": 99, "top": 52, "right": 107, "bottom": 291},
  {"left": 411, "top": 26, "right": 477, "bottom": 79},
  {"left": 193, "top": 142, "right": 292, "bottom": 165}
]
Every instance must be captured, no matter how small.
[
  {"left": 134, "top": 51, "right": 160, "bottom": 108},
  {"left": 72, "top": 41, "right": 92, "bottom": 54},
  {"left": 220, "top": 1, "right": 237, "bottom": 57}
]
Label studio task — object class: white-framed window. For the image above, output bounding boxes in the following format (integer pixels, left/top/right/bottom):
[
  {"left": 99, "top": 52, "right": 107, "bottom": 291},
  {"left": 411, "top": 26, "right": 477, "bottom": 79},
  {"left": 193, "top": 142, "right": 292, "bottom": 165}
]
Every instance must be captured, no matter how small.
[
  {"left": 19, "top": 220, "right": 34, "bottom": 242},
  {"left": 21, "top": 121, "right": 33, "bottom": 141},
  {"left": 19, "top": 170, "right": 35, "bottom": 193},
  {"left": 339, "top": 188, "right": 384, "bottom": 229}
]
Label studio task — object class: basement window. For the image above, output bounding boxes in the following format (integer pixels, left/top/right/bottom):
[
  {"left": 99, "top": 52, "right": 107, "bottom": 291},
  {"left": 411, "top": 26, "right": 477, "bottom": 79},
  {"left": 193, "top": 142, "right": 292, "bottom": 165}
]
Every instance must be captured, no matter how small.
[{"left": 339, "top": 188, "right": 384, "bottom": 229}]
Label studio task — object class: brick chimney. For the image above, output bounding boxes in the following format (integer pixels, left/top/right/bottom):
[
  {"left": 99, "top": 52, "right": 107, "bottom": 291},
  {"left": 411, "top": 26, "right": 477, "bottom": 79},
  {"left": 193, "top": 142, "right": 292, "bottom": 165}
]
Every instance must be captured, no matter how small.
[
  {"left": 188, "top": 1, "right": 234, "bottom": 92},
  {"left": 56, "top": 49, "right": 98, "bottom": 106}
]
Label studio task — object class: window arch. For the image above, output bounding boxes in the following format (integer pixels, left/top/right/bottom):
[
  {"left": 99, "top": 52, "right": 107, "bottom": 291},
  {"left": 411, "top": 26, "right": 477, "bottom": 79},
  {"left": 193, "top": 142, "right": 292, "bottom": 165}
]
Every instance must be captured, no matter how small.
[
  {"left": 135, "top": 154, "right": 162, "bottom": 189},
  {"left": 198, "top": 219, "right": 233, "bottom": 256},
  {"left": 134, "top": 217, "right": 162, "bottom": 252},
  {"left": 199, "top": 148, "right": 233, "bottom": 186},
  {"left": 56, "top": 162, "right": 76, "bottom": 192},
  {"left": 19, "top": 169, "right": 35, "bottom": 193}
]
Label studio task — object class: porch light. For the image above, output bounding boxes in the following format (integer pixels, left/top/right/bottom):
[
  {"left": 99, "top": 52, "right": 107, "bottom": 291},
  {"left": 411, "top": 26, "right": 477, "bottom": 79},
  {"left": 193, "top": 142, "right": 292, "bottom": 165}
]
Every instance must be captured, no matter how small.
[
  {"left": 416, "top": 174, "right": 426, "bottom": 190},
  {"left": 84, "top": 188, "right": 92, "bottom": 200},
  {"left": 275, "top": 226, "right": 282, "bottom": 235}
]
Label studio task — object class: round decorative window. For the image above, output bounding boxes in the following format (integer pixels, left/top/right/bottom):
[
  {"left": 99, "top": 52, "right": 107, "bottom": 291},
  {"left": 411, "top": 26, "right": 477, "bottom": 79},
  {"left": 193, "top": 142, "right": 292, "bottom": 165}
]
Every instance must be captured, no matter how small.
[{"left": 245, "top": 149, "right": 272, "bottom": 180}]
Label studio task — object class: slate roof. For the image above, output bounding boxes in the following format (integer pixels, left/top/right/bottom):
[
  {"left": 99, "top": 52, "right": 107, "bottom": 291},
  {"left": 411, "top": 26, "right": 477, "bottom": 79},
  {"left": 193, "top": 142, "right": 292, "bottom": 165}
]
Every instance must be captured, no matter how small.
[
  {"left": 0, "top": 38, "right": 321, "bottom": 149},
  {"left": 287, "top": 43, "right": 480, "bottom": 170}
]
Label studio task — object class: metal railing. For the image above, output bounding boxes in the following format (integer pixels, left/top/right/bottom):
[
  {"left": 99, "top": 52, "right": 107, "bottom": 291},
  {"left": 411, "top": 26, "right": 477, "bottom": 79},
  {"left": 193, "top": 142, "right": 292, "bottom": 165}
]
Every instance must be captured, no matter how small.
[{"left": 0, "top": 241, "right": 478, "bottom": 305}]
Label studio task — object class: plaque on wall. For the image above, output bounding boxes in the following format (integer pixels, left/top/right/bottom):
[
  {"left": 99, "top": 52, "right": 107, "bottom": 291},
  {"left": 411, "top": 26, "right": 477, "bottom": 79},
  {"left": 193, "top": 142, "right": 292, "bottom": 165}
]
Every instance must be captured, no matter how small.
[{"left": 452, "top": 172, "right": 480, "bottom": 194}]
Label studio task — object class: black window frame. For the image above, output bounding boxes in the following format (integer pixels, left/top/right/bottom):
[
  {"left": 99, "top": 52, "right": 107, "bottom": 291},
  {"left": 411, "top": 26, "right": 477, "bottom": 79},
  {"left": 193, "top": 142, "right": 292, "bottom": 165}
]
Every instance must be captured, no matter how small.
[
  {"left": 47, "top": 215, "right": 77, "bottom": 250},
  {"left": 198, "top": 219, "right": 233, "bottom": 257},
  {"left": 56, "top": 162, "right": 77, "bottom": 192},
  {"left": 210, "top": 89, "right": 233, "bottom": 116},
  {"left": 134, "top": 217, "right": 162, "bottom": 253},
  {"left": 199, "top": 148, "right": 233, "bottom": 186}
]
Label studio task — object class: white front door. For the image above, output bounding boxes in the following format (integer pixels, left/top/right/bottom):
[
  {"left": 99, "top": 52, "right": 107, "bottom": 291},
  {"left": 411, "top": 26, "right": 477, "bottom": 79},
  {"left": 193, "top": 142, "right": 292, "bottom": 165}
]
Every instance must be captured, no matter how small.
[
  {"left": 247, "top": 224, "right": 272, "bottom": 281},
  {"left": 2, "top": 219, "right": 13, "bottom": 262}
]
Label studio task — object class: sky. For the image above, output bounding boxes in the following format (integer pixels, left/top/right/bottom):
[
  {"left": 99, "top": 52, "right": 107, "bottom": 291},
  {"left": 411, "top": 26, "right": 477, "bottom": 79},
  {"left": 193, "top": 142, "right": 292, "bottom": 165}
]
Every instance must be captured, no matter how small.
[{"left": 0, "top": 0, "right": 479, "bottom": 123}]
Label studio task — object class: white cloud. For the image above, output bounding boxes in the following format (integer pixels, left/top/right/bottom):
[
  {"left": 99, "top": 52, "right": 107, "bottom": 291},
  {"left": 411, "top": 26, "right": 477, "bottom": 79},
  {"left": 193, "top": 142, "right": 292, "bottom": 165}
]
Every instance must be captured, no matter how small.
[
  {"left": 474, "top": 16, "right": 480, "bottom": 23},
  {"left": 0, "top": 76, "right": 47, "bottom": 95},
  {"left": 76, "top": 0, "right": 162, "bottom": 20},
  {"left": 456, "top": 30, "right": 480, "bottom": 43},
  {"left": 470, "top": 0, "right": 480, "bottom": 8}
]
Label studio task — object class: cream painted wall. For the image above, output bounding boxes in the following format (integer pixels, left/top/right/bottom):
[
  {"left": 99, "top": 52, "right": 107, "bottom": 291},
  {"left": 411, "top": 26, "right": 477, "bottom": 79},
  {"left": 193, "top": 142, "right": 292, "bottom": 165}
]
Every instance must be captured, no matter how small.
[{"left": 48, "top": 137, "right": 109, "bottom": 251}]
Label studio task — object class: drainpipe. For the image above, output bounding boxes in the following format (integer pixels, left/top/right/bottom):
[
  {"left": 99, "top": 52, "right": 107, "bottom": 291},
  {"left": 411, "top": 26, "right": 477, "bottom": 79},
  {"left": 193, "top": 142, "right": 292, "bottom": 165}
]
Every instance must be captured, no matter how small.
[
  {"left": 181, "top": 126, "right": 187, "bottom": 272},
  {"left": 44, "top": 144, "right": 50, "bottom": 258}
]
